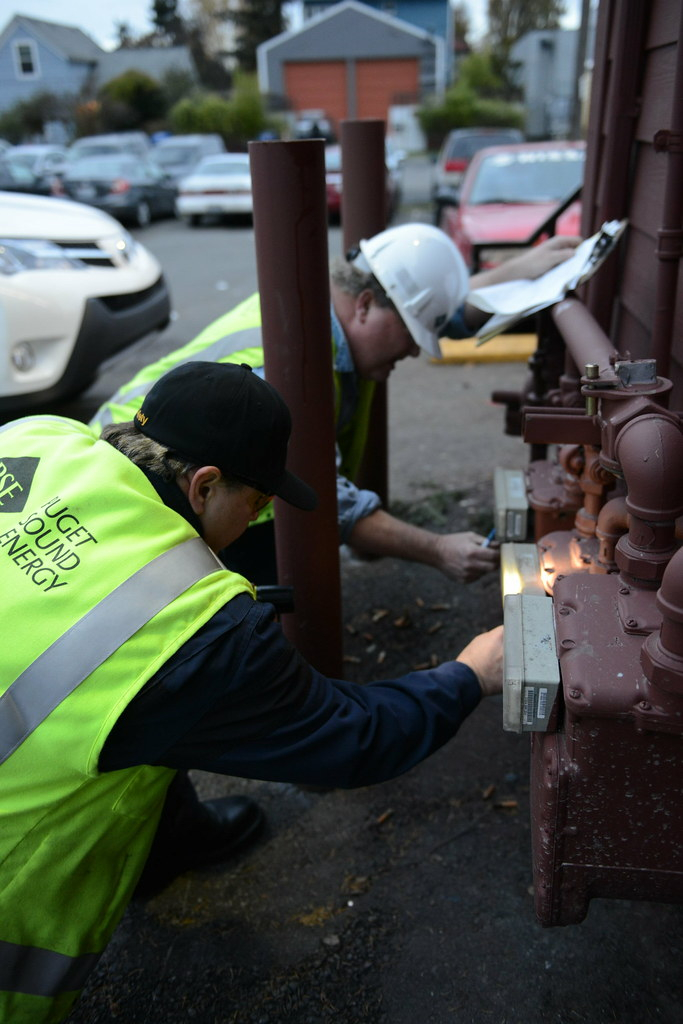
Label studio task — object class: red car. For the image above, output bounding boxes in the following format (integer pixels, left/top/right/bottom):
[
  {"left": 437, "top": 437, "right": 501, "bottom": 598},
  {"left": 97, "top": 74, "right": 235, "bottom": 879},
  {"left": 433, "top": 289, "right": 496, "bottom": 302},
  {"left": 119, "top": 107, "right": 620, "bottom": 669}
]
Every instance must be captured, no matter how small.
[
  {"left": 439, "top": 140, "right": 585, "bottom": 271},
  {"left": 324, "top": 143, "right": 400, "bottom": 224}
]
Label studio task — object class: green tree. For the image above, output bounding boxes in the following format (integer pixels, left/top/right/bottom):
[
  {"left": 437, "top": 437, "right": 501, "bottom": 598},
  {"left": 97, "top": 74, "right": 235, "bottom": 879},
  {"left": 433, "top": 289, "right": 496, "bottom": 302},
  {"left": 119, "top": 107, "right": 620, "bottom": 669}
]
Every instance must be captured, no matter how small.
[
  {"left": 488, "top": 0, "right": 565, "bottom": 50},
  {"left": 99, "top": 70, "right": 166, "bottom": 129},
  {"left": 417, "top": 51, "right": 523, "bottom": 149},
  {"left": 453, "top": 3, "right": 472, "bottom": 51},
  {"left": 487, "top": 0, "right": 565, "bottom": 92},
  {"left": 0, "top": 91, "right": 74, "bottom": 143},
  {"left": 169, "top": 73, "right": 276, "bottom": 147},
  {"left": 152, "top": 0, "right": 187, "bottom": 44},
  {"left": 231, "top": 0, "right": 284, "bottom": 73}
]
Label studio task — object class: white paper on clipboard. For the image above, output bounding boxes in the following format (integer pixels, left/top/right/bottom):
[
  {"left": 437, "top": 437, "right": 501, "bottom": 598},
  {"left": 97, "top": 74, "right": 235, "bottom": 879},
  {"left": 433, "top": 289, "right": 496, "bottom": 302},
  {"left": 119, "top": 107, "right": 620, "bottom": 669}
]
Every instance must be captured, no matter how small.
[{"left": 467, "top": 219, "right": 627, "bottom": 345}]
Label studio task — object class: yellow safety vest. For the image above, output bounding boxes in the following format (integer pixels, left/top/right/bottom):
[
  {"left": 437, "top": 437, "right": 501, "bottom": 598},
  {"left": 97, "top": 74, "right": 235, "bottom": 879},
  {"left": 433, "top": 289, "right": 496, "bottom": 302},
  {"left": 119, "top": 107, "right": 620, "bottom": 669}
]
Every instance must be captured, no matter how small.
[
  {"left": 0, "top": 416, "right": 254, "bottom": 1023},
  {"left": 90, "top": 291, "right": 376, "bottom": 490}
]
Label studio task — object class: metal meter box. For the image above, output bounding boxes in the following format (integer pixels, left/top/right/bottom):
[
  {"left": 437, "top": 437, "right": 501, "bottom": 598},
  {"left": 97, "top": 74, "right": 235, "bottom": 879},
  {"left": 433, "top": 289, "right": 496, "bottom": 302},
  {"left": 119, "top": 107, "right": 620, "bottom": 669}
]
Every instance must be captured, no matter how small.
[
  {"left": 503, "top": 593, "right": 560, "bottom": 733},
  {"left": 530, "top": 573, "right": 683, "bottom": 926},
  {"left": 494, "top": 467, "right": 529, "bottom": 541}
]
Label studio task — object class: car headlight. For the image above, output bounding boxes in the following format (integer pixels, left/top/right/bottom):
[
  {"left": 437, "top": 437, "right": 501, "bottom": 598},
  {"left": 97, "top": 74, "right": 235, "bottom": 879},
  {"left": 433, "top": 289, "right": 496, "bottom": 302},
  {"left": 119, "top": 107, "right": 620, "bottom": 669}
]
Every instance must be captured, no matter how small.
[
  {"left": 0, "top": 239, "right": 87, "bottom": 275},
  {"left": 114, "top": 230, "right": 135, "bottom": 259}
]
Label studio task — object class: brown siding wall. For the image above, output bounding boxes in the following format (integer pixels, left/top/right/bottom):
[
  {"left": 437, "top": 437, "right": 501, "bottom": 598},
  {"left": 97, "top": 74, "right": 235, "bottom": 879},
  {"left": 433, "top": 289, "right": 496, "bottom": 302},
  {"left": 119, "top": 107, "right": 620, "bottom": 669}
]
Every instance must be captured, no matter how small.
[{"left": 581, "top": 0, "right": 683, "bottom": 401}]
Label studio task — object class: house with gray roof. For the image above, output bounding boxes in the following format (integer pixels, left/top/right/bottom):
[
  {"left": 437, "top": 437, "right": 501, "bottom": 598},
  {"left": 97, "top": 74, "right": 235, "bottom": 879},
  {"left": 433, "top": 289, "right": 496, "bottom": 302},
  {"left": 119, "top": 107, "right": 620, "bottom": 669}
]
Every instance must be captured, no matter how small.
[
  {"left": 0, "top": 14, "right": 103, "bottom": 114},
  {"left": 257, "top": 0, "right": 443, "bottom": 141},
  {"left": 0, "top": 13, "right": 197, "bottom": 140}
]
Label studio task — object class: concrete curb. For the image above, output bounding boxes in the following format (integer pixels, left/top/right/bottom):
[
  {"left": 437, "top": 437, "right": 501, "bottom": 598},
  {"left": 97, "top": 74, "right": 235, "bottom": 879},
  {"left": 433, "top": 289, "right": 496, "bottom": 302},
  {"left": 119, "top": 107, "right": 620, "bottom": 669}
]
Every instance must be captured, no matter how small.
[{"left": 432, "top": 334, "right": 537, "bottom": 364}]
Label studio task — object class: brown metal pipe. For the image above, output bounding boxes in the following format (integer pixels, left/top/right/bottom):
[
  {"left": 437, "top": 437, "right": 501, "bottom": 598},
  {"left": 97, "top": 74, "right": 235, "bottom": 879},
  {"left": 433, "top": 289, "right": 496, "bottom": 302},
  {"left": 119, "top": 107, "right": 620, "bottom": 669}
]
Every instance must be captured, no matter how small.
[
  {"left": 614, "top": 414, "right": 683, "bottom": 586},
  {"left": 340, "top": 119, "right": 389, "bottom": 507},
  {"left": 551, "top": 298, "right": 620, "bottom": 378},
  {"left": 650, "top": 1, "right": 683, "bottom": 378},
  {"left": 641, "top": 548, "right": 683, "bottom": 695},
  {"left": 340, "top": 119, "right": 387, "bottom": 249},
  {"left": 595, "top": 495, "right": 629, "bottom": 570},
  {"left": 249, "top": 139, "right": 343, "bottom": 677}
]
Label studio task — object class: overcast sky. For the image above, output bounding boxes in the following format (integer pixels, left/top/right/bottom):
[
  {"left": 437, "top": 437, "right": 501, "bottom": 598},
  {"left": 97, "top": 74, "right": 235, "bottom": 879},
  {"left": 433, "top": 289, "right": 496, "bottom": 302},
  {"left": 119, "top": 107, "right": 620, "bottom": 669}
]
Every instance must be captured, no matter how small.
[{"left": 8, "top": 1, "right": 582, "bottom": 53}]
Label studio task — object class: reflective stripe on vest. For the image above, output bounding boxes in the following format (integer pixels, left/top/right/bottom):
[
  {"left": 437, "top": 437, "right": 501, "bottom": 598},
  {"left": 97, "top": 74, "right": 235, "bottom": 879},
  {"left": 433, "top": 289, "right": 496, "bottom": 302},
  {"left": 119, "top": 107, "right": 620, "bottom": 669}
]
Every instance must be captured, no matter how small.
[
  {"left": 94, "top": 328, "right": 263, "bottom": 428},
  {"left": 0, "top": 938, "right": 100, "bottom": 999},
  {"left": 0, "top": 536, "right": 221, "bottom": 766}
]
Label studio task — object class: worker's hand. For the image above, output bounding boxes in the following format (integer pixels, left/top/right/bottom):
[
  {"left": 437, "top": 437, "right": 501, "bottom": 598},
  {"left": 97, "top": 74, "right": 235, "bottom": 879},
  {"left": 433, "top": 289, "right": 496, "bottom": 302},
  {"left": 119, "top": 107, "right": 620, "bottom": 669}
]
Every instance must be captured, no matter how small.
[
  {"left": 433, "top": 531, "right": 499, "bottom": 583},
  {"left": 509, "top": 235, "right": 583, "bottom": 280},
  {"left": 456, "top": 625, "right": 504, "bottom": 697}
]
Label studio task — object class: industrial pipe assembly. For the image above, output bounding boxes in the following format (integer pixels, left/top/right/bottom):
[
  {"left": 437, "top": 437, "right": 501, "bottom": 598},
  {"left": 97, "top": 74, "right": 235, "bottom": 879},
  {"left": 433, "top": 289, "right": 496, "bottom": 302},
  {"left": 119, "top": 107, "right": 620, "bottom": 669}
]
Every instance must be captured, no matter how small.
[{"left": 496, "top": 299, "right": 683, "bottom": 925}]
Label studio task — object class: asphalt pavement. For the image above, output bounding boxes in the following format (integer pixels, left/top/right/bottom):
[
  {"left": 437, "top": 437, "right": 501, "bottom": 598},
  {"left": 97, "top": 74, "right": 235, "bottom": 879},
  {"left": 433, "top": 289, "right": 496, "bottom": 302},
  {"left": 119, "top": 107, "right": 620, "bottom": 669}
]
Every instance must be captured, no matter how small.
[{"left": 63, "top": 156, "right": 683, "bottom": 1024}]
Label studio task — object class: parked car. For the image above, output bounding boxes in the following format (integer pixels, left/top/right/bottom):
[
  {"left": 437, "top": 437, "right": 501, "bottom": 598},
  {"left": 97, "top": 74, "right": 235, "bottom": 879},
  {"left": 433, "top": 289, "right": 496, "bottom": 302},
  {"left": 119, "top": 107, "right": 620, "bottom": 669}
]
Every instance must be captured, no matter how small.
[
  {"left": 0, "top": 191, "right": 171, "bottom": 415},
  {"left": 175, "top": 153, "right": 253, "bottom": 225},
  {"left": 67, "top": 131, "right": 151, "bottom": 163},
  {"left": 0, "top": 158, "right": 52, "bottom": 195},
  {"left": 324, "top": 143, "right": 401, "bottom": 224},
  {"left": 433, "top": 127, "right": 524, "bottom": 223},
  {"left": 5, "top": 143, "right": 67, "bottom": 180},
  {"left": 439, "top": 140, "right": 586, "bottom": 271},
  {"left": 153, "top": 134, "right": 226, "bottom": 183},
  {"left": 61, "top": 154, "right": 177, "bottom": 227},
  {"left": 294, "top": 110, "right": 336, "bottom": 142}
]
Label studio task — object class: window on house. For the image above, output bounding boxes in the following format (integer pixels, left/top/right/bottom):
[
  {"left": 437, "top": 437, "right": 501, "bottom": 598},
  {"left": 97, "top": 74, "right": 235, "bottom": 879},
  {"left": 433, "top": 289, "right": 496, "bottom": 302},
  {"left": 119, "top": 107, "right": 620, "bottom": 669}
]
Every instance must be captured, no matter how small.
[{"left": 14, "top": 40, "right": 40, "bottom": 78}]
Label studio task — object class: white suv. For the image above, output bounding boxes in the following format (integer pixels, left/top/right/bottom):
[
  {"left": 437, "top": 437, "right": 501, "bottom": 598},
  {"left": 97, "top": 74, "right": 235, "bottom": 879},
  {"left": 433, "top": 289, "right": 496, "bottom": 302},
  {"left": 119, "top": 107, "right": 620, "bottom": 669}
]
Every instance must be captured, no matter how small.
[{"left": 0, "top": 191, "right": 171, "bottom": 416}]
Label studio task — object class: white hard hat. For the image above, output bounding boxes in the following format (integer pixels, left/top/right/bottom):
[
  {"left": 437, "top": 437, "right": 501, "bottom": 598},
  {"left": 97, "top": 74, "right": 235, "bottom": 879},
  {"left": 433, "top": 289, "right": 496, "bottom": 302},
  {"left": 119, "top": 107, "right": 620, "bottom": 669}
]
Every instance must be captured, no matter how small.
[{"left": 353, "top": 223, "right": 469, "bottom": 358}]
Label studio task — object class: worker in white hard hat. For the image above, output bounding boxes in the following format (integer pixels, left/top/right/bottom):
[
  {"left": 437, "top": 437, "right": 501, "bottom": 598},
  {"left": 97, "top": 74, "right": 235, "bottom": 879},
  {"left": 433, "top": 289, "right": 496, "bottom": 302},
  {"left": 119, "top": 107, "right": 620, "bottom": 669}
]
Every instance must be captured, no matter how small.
[
  {"left": 87, "top": 222, "right": 577, "bottom": 898},
  {"left": 92, "top": 223, "right": 580, "bottom": 587}
]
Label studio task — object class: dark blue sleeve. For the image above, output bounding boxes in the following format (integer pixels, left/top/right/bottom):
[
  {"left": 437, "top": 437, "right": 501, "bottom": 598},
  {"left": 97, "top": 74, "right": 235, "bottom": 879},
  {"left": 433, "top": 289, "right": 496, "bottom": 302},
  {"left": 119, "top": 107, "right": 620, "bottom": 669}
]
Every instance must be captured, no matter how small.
[
  {"left": 100, "top": 593, "right": 482, "bottom": 789},
  {"left": 442, "top": 304, "right": 472, "bottom": 339}
]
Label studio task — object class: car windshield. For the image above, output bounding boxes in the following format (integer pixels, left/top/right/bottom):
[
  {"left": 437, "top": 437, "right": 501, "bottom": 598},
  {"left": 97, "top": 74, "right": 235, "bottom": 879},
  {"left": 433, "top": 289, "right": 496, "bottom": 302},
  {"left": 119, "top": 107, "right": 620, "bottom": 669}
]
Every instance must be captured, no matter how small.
[
  {"left": 5, "top": 152, "right": 36, "bottom": 170},
  {"left": 196, "top": 157, "right": 249, "bottom": 174},
  {"left": 446, "top": 133, "right": 521, "bottom": 161},
  {"left": 156, "top": 146, "right": 198, "bottom": 166},
  {"left": 66, "top": 156, "right": 139, "bottom": 179},
  {"left": 468, "top": 148, "right": 585, "bottom": 205},
  {"left": 0, "top": 160, "right": 33, "bottom": 182}
]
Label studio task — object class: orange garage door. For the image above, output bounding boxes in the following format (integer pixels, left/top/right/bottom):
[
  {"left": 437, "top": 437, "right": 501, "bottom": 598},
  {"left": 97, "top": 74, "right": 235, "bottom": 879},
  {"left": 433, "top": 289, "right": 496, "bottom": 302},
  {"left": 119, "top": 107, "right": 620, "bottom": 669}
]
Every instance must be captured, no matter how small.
[
  {"left": 284, "top": 57, "right": 419, "bottom": 129},
  {"left": 356, "top": 58, "right": 419, "bottom": 119},
  {"left": 284, "top": 61, "right": 347, "bottom": 128}
]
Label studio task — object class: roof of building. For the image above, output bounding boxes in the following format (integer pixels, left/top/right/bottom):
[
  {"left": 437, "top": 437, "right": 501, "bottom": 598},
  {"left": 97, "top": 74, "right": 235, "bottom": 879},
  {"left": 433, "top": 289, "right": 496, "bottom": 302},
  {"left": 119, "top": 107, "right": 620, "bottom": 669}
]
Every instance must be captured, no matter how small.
[
  {"left": 96, "top": 46, "right": 196, "bottom": 86},
  {"left": 0, "top": 14, "right": 104, "bottom": 63}
]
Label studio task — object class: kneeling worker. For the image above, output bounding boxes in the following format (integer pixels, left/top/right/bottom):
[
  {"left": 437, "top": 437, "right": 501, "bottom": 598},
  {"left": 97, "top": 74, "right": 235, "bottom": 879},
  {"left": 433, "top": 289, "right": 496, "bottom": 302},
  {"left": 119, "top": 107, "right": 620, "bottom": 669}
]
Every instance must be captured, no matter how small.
[
  {"left": 0, "top": 362, "right": 503, "bottom": 1023},
  {"left": 92, "top": 225, "right": 580, "bottom": 586}
]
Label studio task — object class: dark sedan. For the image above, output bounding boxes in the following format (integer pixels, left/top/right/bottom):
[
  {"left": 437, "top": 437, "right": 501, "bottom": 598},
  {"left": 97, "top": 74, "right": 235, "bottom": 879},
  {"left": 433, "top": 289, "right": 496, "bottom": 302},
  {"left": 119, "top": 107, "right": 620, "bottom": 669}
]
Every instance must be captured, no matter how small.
[{"left": 61, "top": 154, "right": 177, "bottom": 227}]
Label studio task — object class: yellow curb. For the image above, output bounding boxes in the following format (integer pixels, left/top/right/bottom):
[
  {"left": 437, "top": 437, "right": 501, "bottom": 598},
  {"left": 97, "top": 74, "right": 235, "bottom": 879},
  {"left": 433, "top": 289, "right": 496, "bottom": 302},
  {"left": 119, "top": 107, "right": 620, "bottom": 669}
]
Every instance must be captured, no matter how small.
[{"left": 431, "top": 334, "right": 537, "bottom": 364}]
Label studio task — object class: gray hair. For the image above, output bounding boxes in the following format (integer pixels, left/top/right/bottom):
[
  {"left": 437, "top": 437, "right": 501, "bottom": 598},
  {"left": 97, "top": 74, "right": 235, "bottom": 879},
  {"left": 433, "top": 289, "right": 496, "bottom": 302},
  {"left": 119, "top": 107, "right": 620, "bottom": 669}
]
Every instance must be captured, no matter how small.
[
  {"left": 330, "top": 255, "right": 396, "bottom": 310},
  {"left": 101, "top": 421, "right": 241, "bottom": 490}
]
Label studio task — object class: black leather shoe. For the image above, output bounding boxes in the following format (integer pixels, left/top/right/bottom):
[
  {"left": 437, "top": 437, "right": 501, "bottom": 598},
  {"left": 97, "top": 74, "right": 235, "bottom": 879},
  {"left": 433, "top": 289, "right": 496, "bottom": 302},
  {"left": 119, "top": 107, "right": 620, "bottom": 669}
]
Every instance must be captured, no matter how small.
[
  {"left": 188, "top": 795, "right": 265, "bottom": 869},
  {"left": 133, "top": 795, "right": 265, "bottom": 900}
]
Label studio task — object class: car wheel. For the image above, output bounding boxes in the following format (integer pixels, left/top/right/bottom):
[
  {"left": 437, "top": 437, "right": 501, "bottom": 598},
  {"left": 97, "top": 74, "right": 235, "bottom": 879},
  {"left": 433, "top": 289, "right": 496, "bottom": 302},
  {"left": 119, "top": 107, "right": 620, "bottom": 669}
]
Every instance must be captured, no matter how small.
[
  {"left": 135, "top": 201, "right": 152, "bottom": 228},
  {"left": 189, "top": 214, "right": 202, "bottom": 227}
]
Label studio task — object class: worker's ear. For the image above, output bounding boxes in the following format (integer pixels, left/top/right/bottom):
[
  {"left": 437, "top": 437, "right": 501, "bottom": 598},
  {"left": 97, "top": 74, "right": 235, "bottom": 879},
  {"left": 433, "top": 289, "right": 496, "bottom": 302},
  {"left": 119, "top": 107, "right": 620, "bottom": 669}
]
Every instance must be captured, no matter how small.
[
  {"left": 356, "top": 288, "right": 374, "bottom": 323},
  {"left": 183, "top": 466, "right": 223, "bottom": 515}
]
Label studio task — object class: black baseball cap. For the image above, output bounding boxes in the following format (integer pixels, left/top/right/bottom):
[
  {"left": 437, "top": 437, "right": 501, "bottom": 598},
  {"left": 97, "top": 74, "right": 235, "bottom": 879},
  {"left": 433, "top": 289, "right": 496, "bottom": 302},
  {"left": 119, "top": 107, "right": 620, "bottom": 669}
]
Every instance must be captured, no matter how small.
[{"left": 134, "top": 361, "right": 317, "bottom": 511}]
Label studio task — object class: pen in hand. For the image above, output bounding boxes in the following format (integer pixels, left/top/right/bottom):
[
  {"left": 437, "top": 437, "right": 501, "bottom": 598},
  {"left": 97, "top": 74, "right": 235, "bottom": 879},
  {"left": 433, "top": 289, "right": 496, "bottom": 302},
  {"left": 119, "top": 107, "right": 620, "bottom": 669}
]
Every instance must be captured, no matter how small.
[{"left": 481, "top": 528, "right": 496, "bottom": 548}]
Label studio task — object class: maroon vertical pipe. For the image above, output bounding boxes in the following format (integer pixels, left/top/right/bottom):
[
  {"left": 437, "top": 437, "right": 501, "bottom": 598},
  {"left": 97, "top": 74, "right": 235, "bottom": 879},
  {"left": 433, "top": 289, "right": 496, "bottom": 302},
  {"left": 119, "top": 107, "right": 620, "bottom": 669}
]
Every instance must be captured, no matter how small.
[
  {"left": 582, "top": 0, "right": 648, "bottom": 331},
  {"left": 340, "top": 118, "right": 389, "bottom": 506},
  {"left": 249, "top": 139, "right": 342, "bottom": 678},
  {"left": 650, "top": 1, "right": 683, "bottom": 379}
]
